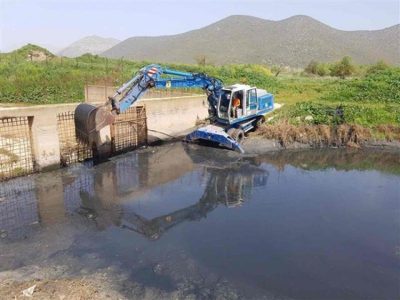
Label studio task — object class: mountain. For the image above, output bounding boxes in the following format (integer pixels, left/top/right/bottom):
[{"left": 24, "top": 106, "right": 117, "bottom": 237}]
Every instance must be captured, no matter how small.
[
  {"left": 59, "top": 35, "right": 120, "bottom": 57},
  {"left": 101, "top": 15, "right": 400, "bottom": 67}
]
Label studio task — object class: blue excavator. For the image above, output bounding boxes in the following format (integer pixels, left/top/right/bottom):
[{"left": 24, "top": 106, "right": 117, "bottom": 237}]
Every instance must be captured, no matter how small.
[{"left": 75, "top": 64, "right": 274, "bottom": 153}]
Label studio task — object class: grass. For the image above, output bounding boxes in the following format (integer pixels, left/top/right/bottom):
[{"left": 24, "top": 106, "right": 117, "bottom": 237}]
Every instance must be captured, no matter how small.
[
  {"left": 273, "top": 75, "right": 339, "bottom": 105},
  {"left": 0, "top": 44, "right": 399, "bottom": 133},
  {"left": 269, "top": 69, "right": 400, "bottom": 131}
]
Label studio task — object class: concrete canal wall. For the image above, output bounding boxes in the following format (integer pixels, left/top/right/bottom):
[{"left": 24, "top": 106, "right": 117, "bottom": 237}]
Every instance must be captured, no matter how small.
[{"left": 0, "top": 93, "right": 207, "bottom": 179}]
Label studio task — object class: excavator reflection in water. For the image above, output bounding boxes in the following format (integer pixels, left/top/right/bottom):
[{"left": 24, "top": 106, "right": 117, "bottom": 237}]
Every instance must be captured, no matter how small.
[
  {"left": 120, "top": 164, "right": 268, "bottom": 240},
  {"left": 76, "top": 146, "right": 268, "bottom": 240}
]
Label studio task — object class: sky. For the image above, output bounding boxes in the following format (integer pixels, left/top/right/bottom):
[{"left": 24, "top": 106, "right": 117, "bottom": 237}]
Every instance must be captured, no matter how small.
[{"left": 0, "top": 0, "right": 399, "bottom": 52}]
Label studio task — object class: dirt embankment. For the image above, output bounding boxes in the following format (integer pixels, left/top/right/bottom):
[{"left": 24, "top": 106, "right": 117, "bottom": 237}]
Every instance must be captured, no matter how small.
[
  {"left": 0, "top": 278, "right": 106, "bottom": 300},
  {"left": 242, "top": 123, "right": 400, "bottom": 154}
]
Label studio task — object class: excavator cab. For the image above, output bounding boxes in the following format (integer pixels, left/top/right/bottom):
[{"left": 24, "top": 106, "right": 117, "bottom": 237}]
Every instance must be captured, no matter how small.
[
  {"left": 218, "top": 89, "right": 244, "bottom": 120},
  {"left": 217, "top": 84, "right": 273, "bottom": 124},
  {"left": 186, "top": 84, "right": 274, "bottom": 152}
]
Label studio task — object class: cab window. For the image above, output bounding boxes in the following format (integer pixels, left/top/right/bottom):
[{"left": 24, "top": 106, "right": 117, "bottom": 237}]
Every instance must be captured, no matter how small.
[
  {"left": 218, "top": 90, "right": 231, "bottom": 119},
  {"left": 247, "top": 89, "right": 257, "bottom": 110}
]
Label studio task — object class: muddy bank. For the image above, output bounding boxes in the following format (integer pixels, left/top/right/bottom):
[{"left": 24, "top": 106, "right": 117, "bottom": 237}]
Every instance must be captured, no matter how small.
[
  {"left": 242, "top": 123, "right": 400, "bottom": 155},
  {"left": 1, "top": 278, "right": 113, "bottom": 300},
  {"left": 242, "top": 136, "right": 400, "bottom": 155}
]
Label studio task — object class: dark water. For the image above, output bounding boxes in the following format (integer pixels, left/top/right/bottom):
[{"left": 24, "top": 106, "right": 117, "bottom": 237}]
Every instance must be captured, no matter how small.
[{"left": 0, "top": 144, "right": 399, "bottom": 299}]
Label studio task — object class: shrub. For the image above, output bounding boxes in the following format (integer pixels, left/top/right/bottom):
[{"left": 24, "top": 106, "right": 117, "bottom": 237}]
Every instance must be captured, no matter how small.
[
  {"left": 330, "top": 56, "right": 355, "bottom": 78},
  {"left": 304, "top": 60, "right": 330, "bottom": 76},
  {"left": 366, "top": 60, "right": 389, "bottom": 75},
  {"left": 305, "top": 60, "right": 319, "bottom": 75}
]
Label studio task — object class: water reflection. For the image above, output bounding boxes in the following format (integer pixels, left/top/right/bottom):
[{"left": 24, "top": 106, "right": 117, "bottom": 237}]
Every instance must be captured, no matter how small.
[
  {"left": 0, "top": 143, "right": 268, "bottom": 240},
  {"left": 0, "top": 177, "right": 37, "bottom": 239},
  {"left": 1, "top": 147, "right": 399, "bottom": 241},
  {"left": 63, "top": 150, "right": 268, "bottom": 239}
]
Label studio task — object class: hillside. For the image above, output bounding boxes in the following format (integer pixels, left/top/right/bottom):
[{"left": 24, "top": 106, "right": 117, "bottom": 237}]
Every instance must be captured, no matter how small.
[
  {"left": 59, "top": 35, "right": 120, "bottom": 57},
  {"left": 101, "top": 15, "right": 400, "bottom": 67},
  {"left": 0, "top": 44, "right": 55, "bottom": 61}
]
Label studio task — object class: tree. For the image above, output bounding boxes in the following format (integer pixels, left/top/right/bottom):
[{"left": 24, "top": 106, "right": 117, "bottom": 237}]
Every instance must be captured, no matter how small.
[
  {"left": 271, "top": 65, "right": 283, "bottom": 77},
  {"left": 305, "top": 60, "right": 318, "bottom": 75},
  {"left": 330, "top": 56, "right": 355, "bottom": 79},
  {"left": 195, "top": 55, "right": 207, "bottom": 66}
]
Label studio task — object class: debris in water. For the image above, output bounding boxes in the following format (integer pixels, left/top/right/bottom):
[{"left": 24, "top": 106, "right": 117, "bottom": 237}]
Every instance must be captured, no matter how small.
[
  {"left": 153, "top": 263, "right": 163, "bottom": 274},
  {"left": 22, "top": 284, "right": 36, "bottom": 297},
  {"left": 0, "top": 230, "right": 7, "bottom": 239}
]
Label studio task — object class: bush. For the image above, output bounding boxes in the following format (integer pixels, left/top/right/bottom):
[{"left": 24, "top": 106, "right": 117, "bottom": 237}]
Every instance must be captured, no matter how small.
[
  {"left": 305, "top": 60, "right": 319, "bottom": 75},
  {"left": 366, "top": 60, "right": 389, "bottom": 75},
  {"left": 330, "top": 56, "right": 355, "bottom": 78},
  {"left": 304, "top": 60, "right": 332, "bottom": 77}
]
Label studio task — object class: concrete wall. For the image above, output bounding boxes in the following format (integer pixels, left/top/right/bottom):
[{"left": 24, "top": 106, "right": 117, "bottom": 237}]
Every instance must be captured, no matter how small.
[
  {"left": 144, "top": 95, "right": 207, "bottom": 140},
  {"left": 0, "top": 94, "right": 207, "bottom": 172},
  {"left": 0, "top": 103, "right": 78, "bottom": 171},
  {"left": 85, "top": 85, "right": 197, "bottom": 103}
]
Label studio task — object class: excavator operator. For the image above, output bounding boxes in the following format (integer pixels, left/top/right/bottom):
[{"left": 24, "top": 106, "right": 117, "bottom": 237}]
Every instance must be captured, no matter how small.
[{"left": 232, "top": 92, "right": 242, "bottom": 118}]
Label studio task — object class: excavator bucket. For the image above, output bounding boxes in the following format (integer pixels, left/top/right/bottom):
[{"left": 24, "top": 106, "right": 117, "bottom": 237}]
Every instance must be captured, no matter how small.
[
  {"left": 74, "top": 103, "right": 115, "bottom": 144},
  {"left": 185, "top": 125, "right": 244, "bottom": 153}
]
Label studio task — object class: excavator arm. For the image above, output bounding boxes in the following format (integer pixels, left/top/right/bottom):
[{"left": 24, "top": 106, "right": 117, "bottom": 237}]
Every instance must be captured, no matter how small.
[{"left": 74, "top": 64, "right": 223, "bottom": 143}]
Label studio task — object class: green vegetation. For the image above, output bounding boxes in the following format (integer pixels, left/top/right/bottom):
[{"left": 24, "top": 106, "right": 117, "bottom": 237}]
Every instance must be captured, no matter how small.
[
  {"left": 304, "top": 60, "right": 330, "bottom": 76},
  {"left": 286, "top": 102, "right": 400, "bottom": 126},
  {"left": 0, "top": 44, "right": 399, "bottom": 132},
  {"left": 274, "top": 68, "right": 400, "bottom": 127},
  {"left": 366, "top": 60, "right": 390, "bottom": 75},
  {"left": 304, "top": 57, "right": 393, "bottom": 79},
  {"left": 0, "top": 45, "right": 142, "bottom": 103},
  {"left": 329, "top": 56, "right": 356, "bottom": 78},
  {"left": 322, "top": 68, "right": 400, "bottom": 104},
  {"left": 0, "top": 45, "right": 279, "bottom": 104},
  {"left": 305, "top": 56, "right": 357, "bottom": 78}
]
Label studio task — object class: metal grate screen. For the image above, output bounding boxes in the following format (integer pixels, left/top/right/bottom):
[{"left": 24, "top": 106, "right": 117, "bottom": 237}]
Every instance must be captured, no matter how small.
[
  {"left": 58, "top": 106, "right": 147, "bottom": 166},
  {"left": 57, "top": 111, "right": 93, "bottom": 165},
  {"left": 0, "top": 117, "right": 35, "bottom": 181},
  {"left": 111, "top": 106, "right": 148, "bottom": 153}
]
